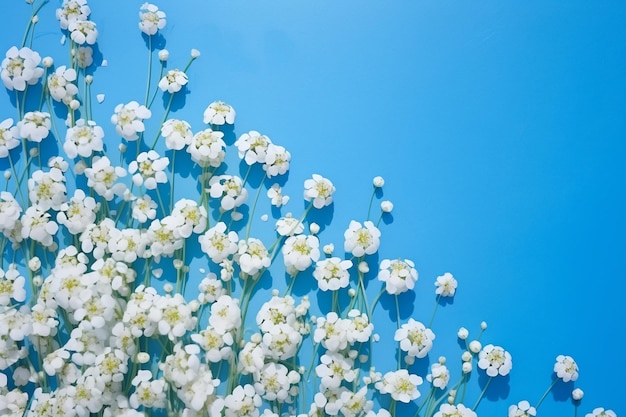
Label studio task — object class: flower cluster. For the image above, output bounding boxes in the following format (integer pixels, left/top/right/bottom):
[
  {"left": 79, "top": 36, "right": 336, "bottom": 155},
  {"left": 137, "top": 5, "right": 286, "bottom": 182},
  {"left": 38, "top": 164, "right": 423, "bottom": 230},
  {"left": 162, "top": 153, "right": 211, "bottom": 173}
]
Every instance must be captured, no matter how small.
[{"left": 0, "top": 2, "right": 616, "bottom": 417}]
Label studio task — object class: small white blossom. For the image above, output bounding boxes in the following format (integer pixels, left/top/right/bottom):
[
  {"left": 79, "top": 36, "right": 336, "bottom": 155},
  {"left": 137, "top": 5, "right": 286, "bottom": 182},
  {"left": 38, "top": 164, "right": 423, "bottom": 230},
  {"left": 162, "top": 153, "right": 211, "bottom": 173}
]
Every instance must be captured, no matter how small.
[
  {"left": 267, "top": 184, "right": 289, "bottom": 207},
  {"left": 64, "top": 119, "right": 104, "bottom": 159},
  {"left": 572, "top": 388, "right": 584, "bottom": 401},
  {"left": 375, "top": 369, "right": 423, "bottom": 403},
  {"left": 477, "top": 344, "right": 512, "bottom": 377},
  {"left": 378, "top": 258, "right": 418, "bottom": 295},
  {"left": 209, "top": 175, "right": 248, "bottom": 211},
  {"left": 84, "top": 156, "right": 128, "bottom": 200},
  {"left": 187, "top": 128, "right": 225, "bottom": 166},
  {"left": 554, "top": 354, "right": 579, "bottom": 382},
  {"left": 508, "top": 400, "right": 536, "bottom": 417},
  {"left": 129, "top": 150, "right": 169, "bottom": 190},
  {"left": 235, "top": 130, "right": 272, "bottom": 165},
  {"left": 203, "top": 101, "right": 236, "bottom": 125},
  {"left": 373, "top": 176, "right": 385, "bottom": 187},
  {"left": 585, "top": 408, "right": 617, "bottom": 417},
  {"left": 435, "top": 272, "right": 458, "bottom": 297},
  {"left": 69, "top": 20, "right": 98, "bottom": 45},
  {"left": 344, "top": 220, "right": 381, "bottom": 257},
  {"left": 139, "top": 3, "right": 166, "bottom": 35},
  {"left": 263, "top": 144, "right": 291, "bottom": 177},
  {"left": 236, "top": 238, "right": 271, "bottom": 276},
  {"left": 1, "top": 46, "right": 44, "bottom": 91},
  {"left": 0, "top": 118, "right": 19, "bottom": 158},
  {"left": 111, "top": 101, "right": 151, "bottom": 141},
  {"left": 313, "top": 257, "right": 353, "bottom": 291},
  {"left": 47, "top": 65, "right": 78, "bottom": 103},
  {"left": 434, "top": 403, "right": 477, "bottom": 417},
  {"left": 18, "top": 111, "right": 51, "bottom": 142},
  {"left": 158, "top": 69, "right": 188, "bottom": 93},
  {"left": 394, "top": 319, "right": 435, "bottom": 359},
  {"left": 199, "top": 222, "right": 239, "bottom": 264},
  {"left": 304, "top": 174, "right": 335, "bottom": 209},
  {"left": 161, "top": 119, "right": 193, "bottom": 150},
  {"left": 282, "top": 234, "right": 320, "bottom": 275},
  {"left": 56, "top": 0, "right": 91, "bottom": 30}
]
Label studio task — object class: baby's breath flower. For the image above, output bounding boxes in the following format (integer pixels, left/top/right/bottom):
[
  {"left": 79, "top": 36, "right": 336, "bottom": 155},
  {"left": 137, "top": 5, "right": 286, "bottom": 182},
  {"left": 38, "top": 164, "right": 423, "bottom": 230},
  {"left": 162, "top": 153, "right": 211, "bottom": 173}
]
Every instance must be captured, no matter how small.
[
  {"left": 344, "top": 220, "right": 380, "bottom": 258},
  {"left": 380, "top": 200, "right": 393, "bottom": 213},
  {"left": 477, "top": 344, "right": 512, "bottom": 377},
  {"left": 158, "top": 69, "right": 188, "bottom": 93},
  {"left": 572, "top": 388, "right": 584, "bottom": 401},
  {"left": 554, "top": 354, "right": 579, "bottom": 382},
  {"left": 304, "top": 174, "right": 335, "bottom": 209},
  {"left": 378, "top": 258, "right": 417, "bottom": 295},
  {"left": 373, "top": 176, "right": 385, "bottom": 187},
  {"left": 435, "top": 272, "right": 458, "bottom": 297},
  {"left": 139, "top": 3, "right": 166, "bottom": 36},
  {"left": 204, "top": 101, "right": 236, "bottom": 125},
  {"left": 508, "top": 400, "right": 536, "bottom": 417},
  {"left": 1, "top": 46, "right": 44, "bottom": 91},
  {"left": 111, "top": 101, "right": 151, "bottom": 141}
]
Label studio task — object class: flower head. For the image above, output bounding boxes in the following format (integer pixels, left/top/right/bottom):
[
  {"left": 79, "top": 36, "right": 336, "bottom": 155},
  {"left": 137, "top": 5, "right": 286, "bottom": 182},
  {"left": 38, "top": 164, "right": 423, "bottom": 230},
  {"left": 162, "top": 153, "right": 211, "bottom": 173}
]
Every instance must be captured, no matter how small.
[
  {"left": 378, "top": 258, "right": 418, "bottom": 295},
  {"left": 508, "top": 400, "right": 536, "bottom": 417},
  {"left": 0, "top": 118, "right": 19, "bottom": 158},
  {"left": 204, "top": 101, "right": 236, "bottom": 125},
  {"left": 554, "top": 354, "right": 579, "bottom": 382},
  {"left": 139, "top": 3, "right": 166, "bottom": 35},
  {"left": 304, "top": 174, "right": 335, "bottom": 209},
  {"left": 111, "top": 101, "right": 151, "bottom": 141},
  {"left": 435, "top": 272, "right": 457, "bottom": 297},
  {"left": 477, "top": 344, "right": 512, "bottom": 377},
  {"left": 344, "top": 220, "right": 380, "bottom": 257},
  {"left": 1, "top": 46, "right": 44, "bottom": 91},
  {"left": 375, "top": 369, "right": 423, "bottom": 403},
  {"left": 158, "top": 69, "right": 188, "bottom": 93},
  {"left": 18, "top": 111, "right": 51, "bottom": 143}
]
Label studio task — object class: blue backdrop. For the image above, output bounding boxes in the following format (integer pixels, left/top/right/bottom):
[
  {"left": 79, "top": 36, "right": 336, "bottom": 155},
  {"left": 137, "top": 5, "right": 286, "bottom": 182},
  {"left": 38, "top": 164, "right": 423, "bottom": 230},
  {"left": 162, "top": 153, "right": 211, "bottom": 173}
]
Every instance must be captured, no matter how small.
[{"left": 2, "top": 1, "right": 625, "bottom": 416}]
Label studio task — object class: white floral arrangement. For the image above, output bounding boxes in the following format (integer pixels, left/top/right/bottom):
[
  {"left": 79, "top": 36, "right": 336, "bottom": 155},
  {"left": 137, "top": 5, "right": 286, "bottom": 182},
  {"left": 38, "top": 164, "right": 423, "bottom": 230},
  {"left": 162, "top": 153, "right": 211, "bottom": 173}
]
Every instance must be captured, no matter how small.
[{"left": 0, "top": 2, "right": 618, "bottom": 417}]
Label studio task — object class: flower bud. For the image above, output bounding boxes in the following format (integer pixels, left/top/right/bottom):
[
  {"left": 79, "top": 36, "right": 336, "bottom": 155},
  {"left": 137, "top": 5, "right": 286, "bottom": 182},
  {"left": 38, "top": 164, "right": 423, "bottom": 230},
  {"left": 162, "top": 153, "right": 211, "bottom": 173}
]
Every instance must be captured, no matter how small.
[
  {"left": 461, "top": 351, "right": 472, "bottom": 362},
  {"left": 69, "top": 99, "right": 80, "bottom": 110},
  {"left": 28, "top": 257, "right": 41, "bottom": 271},
  {"left": 480, "top": 321, "right": 488, "bottom": 330},
  {"left": 85, "top": 75, "right": 93, "bottom": 84},
  {"left": 462, "top": 362, "right": 472, "bottom": 373},
  {"left": 572, "top": 388, "right": 584, "bottom": 401},
  {"left": 42, "top": 56, "right": 54, "bottom": 67},
  {"left": 4, "top": 170, "right": 11, "bottom": 180},
  {"left": 31, "top": 15, "right": 39, "bottom": 24},
  {"left": 191, "top": 48, "right": 201, "bottom": 58},
  {"left": 373, "top": 176, "right": 385, "bottom": 187},
  {"left": 136, "top": 352, "right": 150, "bottom": 364},
  {"left": 380, "top": 200, "right": 393, "bottom": 213},
  {"left": 358, "top": 261, "right": 369, "bottom": 273},
  {"left": 158, "top": 49, "right": 169, "bottom": 61},
  {"left": 457, "top": 327, "right": 469, "bottom": 340},
  {"left": 469, "top": 340, "right": 482, "bottom": 353},
  {"left": 309, "top": 222, "right": 320, "bottom": 234},
  {"left": 348, "top": 288, "right": 356, "bottom": 297},
  {"left": 163, "top": 283, "right": 174, "bottom": 293},
  {"left": 323, "top": 243, "right": 334, "bottom": 255}
]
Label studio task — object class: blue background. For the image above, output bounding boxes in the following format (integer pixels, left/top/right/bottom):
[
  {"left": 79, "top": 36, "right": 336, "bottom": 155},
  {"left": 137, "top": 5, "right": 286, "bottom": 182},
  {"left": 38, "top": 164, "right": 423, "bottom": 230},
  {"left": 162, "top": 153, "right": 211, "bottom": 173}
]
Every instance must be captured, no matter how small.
[{"left": 2, "top": 1, "right": 625, "bottom": 416}]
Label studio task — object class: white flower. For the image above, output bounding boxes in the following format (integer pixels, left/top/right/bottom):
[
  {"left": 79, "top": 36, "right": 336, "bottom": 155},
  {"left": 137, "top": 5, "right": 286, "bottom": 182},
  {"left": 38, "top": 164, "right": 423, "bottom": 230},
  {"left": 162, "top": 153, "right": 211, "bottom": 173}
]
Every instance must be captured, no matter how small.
[
  {"left": 69, "top": 20, "right": 98, "bottom": 45},
  {"left": 203, "top": 101, "right": 236, "bottom": 125},
  {"left": 209, "top": 295, "right": 241, "bottom": 334},
  {"left": 131, "top": 194, "right": 157, "bottom": 223},
  {"left": 47, "top": 65, "right": 78, "bottom": 103},
  {"left": 64, "top": 119, "right": 104, "bottom": 159},
  {"left": 56, "top": 188, "right": 98, "bottom": 235},
  {"left": 147, "top": 217, "right": 183, "bottom": 258},
  {"left": 508, "top": 400, "right": 536, "bottom": 417},
  {"left": 282, "top": 234, "right": 320, "bottom": 275},
  {"left": 316, "top": 352, "right": 357, "bottom": 389},
  {"left": 0, "top": 264, "right": 26, "bottom": 305},
  {"left": 129, "top": 150, "right": 169, "bottom": 190},
  {"left": 378, "top": 258, "right": 418, "bottom": 295},
  {"left": 1, "top": 46, "right": 44, "bottom": 91},
  {"left": 139, "top": 3, "right": 166, "bottom": 35},
  {"left": 586, "top": 408, "right": 617, "bottom": 417},
  {"left": 235, "top": 130, "right": 272, "bottom": 165},
  {"left": 191, "top": 325, "right": 233, "bottom": 362},
  {"left": 394, "top": 318, "right": 435, "bottom": 359},
  {"left": 554, "top": 354, "right": 579, "bottom": 382},
  {"left": 0, "top": 118, "right": 19, "bottom": 158},
  {"left": 344, "top": 220, "right": 381, "bottom": 257},
  {"left": 373, "top": 176, "right": 385, "bottom": 187},
  {"left": 314, "top": 312, "right": 350, "bottom": 352},
  {"left": 380, "top": 200, "right": 393, "bottom": 213},
  {"left": 28, "top": 168, "right": 67, "bottom": 211},
  {"left": 435, "top": 272, "right": 457, "bottom": 297},
  {"left": 111, "top": 101, "right": 151, "bottom": 141},
  {"left": 434, "top": 403, "right": 477, "bottom": 417},
  {"left": 75, "top": 46, "right": 93, "bottom": 68},
  {"left": 161, "top": 119, "right": 193, "bottom": 151},
  {"left": 187, "top": 128, "right": 225, "bottom": 166},
  {"left": 18, "top": 111, "right": 51, "bottom": 142},
  {"left": 236, "top": 238, "right": 271, "bottom": 276},
  {"left": 209, "top": 175, "right": 248, "bottom": 211},
  {"left": 477, "top": 344, "right": 512, "bottom": 377},
  {"left": 20, "top": 205, "right": 59, "bottom": 247},
  {"left": 313, "top": 257, "right": 353, "bottom": 291},
  {"left": 267, "top": 184, "right": 289, "bottom": 207},
  {"left": 56, "top": 0, "right": 91, "bottom": 30},
  {"left": 84, "top": 156, "right": 128, "bottom": 200},
  {"left": 158, "top": 69, "right": 188, "bottom": 93},
  {"left": 275, "top": 215, "right": 304, "bottom": 236},
  {"left": 170, "top": 198, "right": 207, "bottom": 238},
  {"left": 375, "top": 369, "right": 423, "bottom": 403},
  {"left": 199, "top": 222, "right": 239, "bottom": 263},
  {"left": 263, "top": 144, "right": 291, "bottom": 177},
  {"left": 254, "top": 362, "right": 299, "bottom": 403},
  {"left": 130, "top": 370, "right": 166, "bottom": 409},
  {"left": 0, "top": 191, "right": 22, "bottom": 234},
  {"left": 304, "top": 174, "right": 335, "bottom": 209},
  {"left": 223, "top": 384, "right": 262, "bottom": 417},
  {"left": 426, "top": 363, "right": 450, "bottom": 389}
]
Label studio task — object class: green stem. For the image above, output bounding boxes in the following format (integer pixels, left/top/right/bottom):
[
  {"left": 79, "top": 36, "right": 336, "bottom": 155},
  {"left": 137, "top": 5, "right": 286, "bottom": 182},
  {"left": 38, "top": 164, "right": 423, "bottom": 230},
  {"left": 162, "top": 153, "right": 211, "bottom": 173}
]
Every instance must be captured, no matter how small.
[
  {"left": 145, "top": 35, "right": 153, "bottom": 107},
  {"left": 472, "top": 377, "right": 493, "bottom": 411},
  {"left": 535, "top": 378, "right": 558, "bottom": 410},
  {"left": 427, "top": 294, "right": 441, "bottom": 328}
]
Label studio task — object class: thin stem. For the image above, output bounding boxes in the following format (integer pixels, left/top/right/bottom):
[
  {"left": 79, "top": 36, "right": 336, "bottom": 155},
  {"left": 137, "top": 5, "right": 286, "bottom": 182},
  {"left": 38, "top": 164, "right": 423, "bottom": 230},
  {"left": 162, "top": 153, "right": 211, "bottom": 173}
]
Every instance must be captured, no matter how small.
[
  {"left": 245, "top": 172, "right": 267, "bottom": 240},
  {"left": 535, "top": 378, "right": 558, "bottom": 410},
  {"left": 395, "top": 294, "right": 401, "bottom": 369},
  {"left": 472, "top": 377, "right": 493, "bottom": 411},
  {"left": 427, "top": 294, "right": 442, "bottom": 328},
  {"left": 145, "top": 35, "right": 153, "bottom": 107},
  {"left": 150, "top": 93, "right": 175, "bottom": 150}
]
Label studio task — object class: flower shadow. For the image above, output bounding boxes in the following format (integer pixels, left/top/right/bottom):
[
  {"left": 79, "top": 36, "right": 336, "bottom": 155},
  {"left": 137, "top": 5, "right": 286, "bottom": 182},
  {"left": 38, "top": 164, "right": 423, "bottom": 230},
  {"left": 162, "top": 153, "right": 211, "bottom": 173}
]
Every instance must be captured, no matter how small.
[
  {"left": 162, "top": 86, "right": 189, "bottom": 112},
  {"left": 379, "top": 289, "right": 417, "bottom": 321},
  {"left": 142, "top": 32, "right": 166, "bottom": 52},
  {"left": 478, "top": 372, "right": 511, "bottom": 402}
]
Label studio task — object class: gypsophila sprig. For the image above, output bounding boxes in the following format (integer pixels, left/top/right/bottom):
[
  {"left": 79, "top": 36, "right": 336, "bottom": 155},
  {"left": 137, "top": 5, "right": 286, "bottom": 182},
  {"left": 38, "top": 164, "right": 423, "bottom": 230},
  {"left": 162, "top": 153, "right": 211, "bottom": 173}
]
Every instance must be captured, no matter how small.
[{"left": 0, "top": 2, "right": 614, "bottom": 417}]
